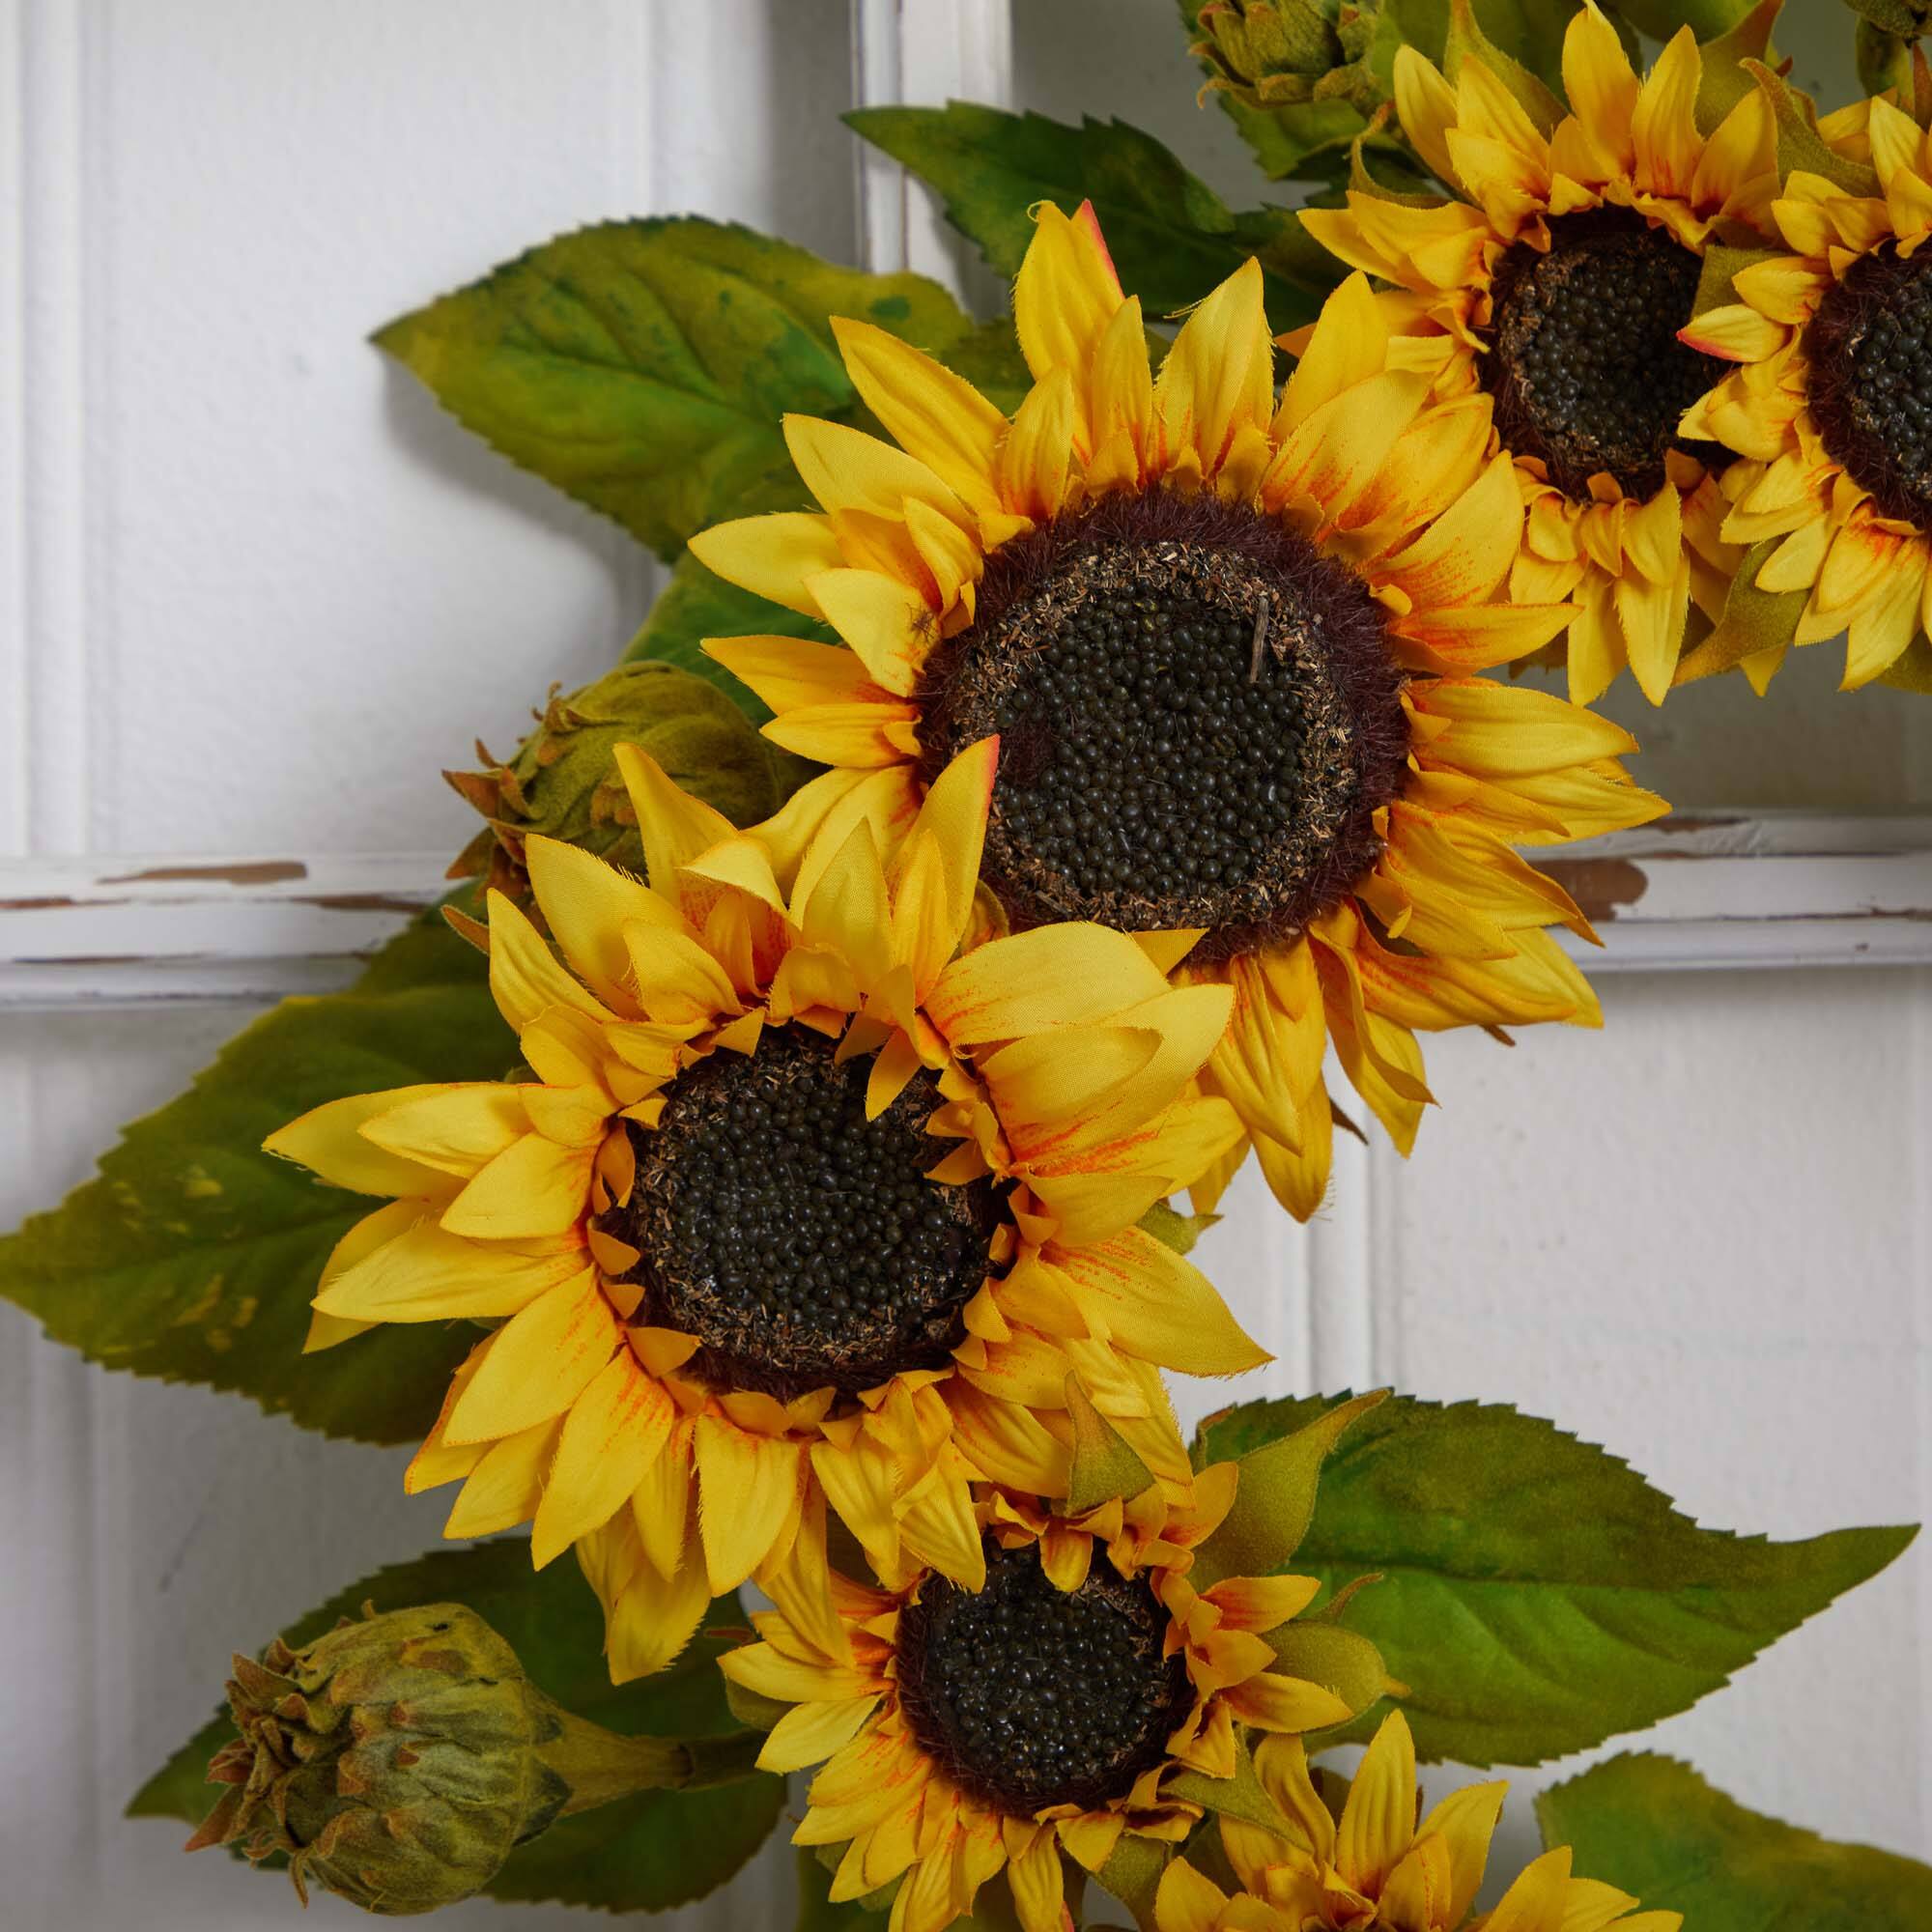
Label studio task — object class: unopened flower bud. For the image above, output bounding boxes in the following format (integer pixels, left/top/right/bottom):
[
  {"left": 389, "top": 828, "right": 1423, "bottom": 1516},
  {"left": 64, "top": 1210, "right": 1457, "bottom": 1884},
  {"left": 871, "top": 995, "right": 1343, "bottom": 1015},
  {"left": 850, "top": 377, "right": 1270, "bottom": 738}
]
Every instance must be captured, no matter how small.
[
  {"left": 446, "top": 662, "right": 796, "bottom": 902},
  {"left": 186, "top": 1603, "right": 703, "bottom": 1916},
  {"left": 1187, "top": 0, "right": 1387, "bottom": 120}
]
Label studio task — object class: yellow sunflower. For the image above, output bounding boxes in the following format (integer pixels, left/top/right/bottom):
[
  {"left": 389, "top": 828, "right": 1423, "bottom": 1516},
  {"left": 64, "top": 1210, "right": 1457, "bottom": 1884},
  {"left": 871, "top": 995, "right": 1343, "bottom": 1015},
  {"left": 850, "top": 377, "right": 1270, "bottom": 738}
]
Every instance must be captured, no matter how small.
[
  {"left": 720, "top": 1470, "right": 1393, "bottom": 1932},
  {"left": 1296, "top": 0, "right": 1778, "bottom": 704},
  {"left": 691, "top": 201, "right": 1663, "bottom": 1220},
  {"left": 1155, "top": 1709, "right": 1680, "bottom": 1932},
  {"left": 1678, "top": 86, "right": 1932, "bottom": 690},
  {"left": 266, "top": 740, "right": 1264, "bottom": 1680}
]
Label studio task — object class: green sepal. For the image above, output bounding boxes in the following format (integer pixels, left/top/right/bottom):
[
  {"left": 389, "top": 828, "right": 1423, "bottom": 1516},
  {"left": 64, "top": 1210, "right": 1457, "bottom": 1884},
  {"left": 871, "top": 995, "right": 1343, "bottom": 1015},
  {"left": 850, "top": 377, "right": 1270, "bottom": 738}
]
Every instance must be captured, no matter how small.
[
  {"left": 0, "top": 911, "right": 511, "bottom": 1442},
  {"left": 1193, "top": 1391, "right": 1918, "bottom": 1768},
  {"left": 1694, "top": 0, "right": 1783, "bottom": 137},
  {"left": 1264, "top": 1619, "right": 1401, "bottom": 1724},
  {"left": 724, "top": 1677, "right": 792, "bottom": 1735},
  {"left": 1858, "top": 19, "right": 1917, "bottom": 99},
  {"left": 1537, "top": 1752, "right": 1932, "bottom": 1925},
  {"left": 132, "top": 1541, "right": 783, "bottom": 1915},
  {"left": 1745, "top": 58, "right": 1883, "bottom": 197},
  {"left": 1690, "top": 242, "right": 1781, "bottom": 320},
  {"left": 1166, "top": 1729, "right": 1298, "bottom": 1838},
  {"left": 1672, "top": 535, "right": 1806, "bottom": 688},
  {"left": 374, "top": 217, "right": 975, "bottom": 562},
  {"left": 1189, "top": 1390, "right": 1387, "bottom": 1588},
  {"left": 1095, "top": 1833, "right": 1171, "bottom": 1931},
  {"left": 1065, "top": 1373, "right": 1157, "bottom": 1511},
  {"left": 1878, "top": 632, "right": 1932, "bottom": 690},
  {"left": 1137, "top": 1199, "right": 1220, "bottom": 1255},
  {"left": 1443, "top": 0, "right": 1563, "bottom": 136},
  {"left": 844, "top": 103, "right": 1345, "bottom": 335}
]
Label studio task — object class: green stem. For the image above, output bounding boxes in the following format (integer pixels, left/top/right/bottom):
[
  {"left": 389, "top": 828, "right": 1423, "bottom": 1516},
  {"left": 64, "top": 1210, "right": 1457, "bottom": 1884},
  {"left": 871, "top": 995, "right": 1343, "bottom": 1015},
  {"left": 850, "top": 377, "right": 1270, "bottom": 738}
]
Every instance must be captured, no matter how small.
[
  {"left": 678, "top": 1729, "right": 772, "bottom": 1789},
  {"left": 1857, "top": 20, "right": 1916, "bottom": 99}
]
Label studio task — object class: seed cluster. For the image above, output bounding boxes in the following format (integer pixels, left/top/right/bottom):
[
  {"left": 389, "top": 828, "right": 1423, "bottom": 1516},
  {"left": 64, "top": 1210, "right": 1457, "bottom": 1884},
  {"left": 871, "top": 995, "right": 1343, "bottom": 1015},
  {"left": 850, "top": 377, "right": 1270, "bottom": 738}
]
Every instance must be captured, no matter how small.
[
  {"left": 1807, "top": 242, "right": 1932, "bottom": 530},
  {"left": 596, "top": 1029, "right": 998, "bottom": 1401},
  {"left": 895, "top": 1539, "right": 1191, "bottom": 1815},
  {"left": 917, "top": 495, "right": 1410, "bottom": 957},
  {"left": 989, "top": 580, "right": 1327, "bottom": 911},
  {"left": 1483, "top": 210, "right": 1722, "bottom": 500}
]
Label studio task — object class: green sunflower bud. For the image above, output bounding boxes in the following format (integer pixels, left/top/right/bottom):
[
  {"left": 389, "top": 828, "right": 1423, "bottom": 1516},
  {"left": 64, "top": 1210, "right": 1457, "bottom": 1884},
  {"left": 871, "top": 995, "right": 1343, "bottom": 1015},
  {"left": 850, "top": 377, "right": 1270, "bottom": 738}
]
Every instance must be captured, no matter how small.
[
  {"left": 186, "top": 1603, "right": 706, "bottom": 1916},
  {"left": 446, "top": 661, "right": 796, "bottom": 901},
  {"left": 1186, "top": 0, "right": 1387, "bottom": 119}
]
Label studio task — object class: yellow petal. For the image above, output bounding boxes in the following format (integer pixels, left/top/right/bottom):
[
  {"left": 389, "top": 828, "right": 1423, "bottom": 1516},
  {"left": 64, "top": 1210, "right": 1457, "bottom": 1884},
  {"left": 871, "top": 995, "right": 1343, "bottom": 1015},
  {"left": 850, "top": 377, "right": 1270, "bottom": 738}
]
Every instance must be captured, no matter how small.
[
  {"left": 266, "top": 1085, "right": 460, "bottom": 1199},
  {"left": 1335, "top": 1709, "right": 1417, "bottom": 1895},
  {"left": 1014, "top": 199, "right": 1124, "bottom": 388},
  {"left": 443, "top": 1416, "right": 562, "bottom": 1539},
  {"left": 895, "top": 735, "right": 997, "bottom": 968},
  {"left": 313, "top": 1214, "right": 578, "bottom": 1323},
  {"left": 1393, "top": 46, "right": 1461, "bottom": 189},
  {"left": 998, "top": 367, "right": 1077, "bottom": 519},
  {"left": 704, "top": 634, "right": 877, "bottom": 715},
  {"left": 1631, "top": 29, "right": 1702, "bottom": 201},
  {"left": 611, "top": 744, "right": 740, "bottom": 908},
  {"left": 1154, "top": 258, "right": 1274, "bottom": 472},
  {"left": 1050, "top": 1228, "right": 1267, "bottom": 1377},
  {"left": 526, "top": 834, "right": 677, "bottom": 1008},
  {"left": 445, "top": 1268, "right": 617, "bottom": 1445},
  {"left": 1561, "top": 1, "right": 1638, "bottom": 177},
  {"left": 1414, "top": 1779, "right": 1506, "bottom": 1927},
  {"left": 809, "top": 567, "right": 933, "bottom": 696},
  {"left": 531, "top": 1352, "right": 675, "bottom": 1566},
  {"left": 928, "top": 924, "right": 1169, "bottom": 1043},
  {"left": 689, "top": 512, "right": 844, "bottom": 617},
  {"left": 784, "top": 413, "right": 969, "bottom": 529},
  {"left": 1378, "top": 452, "right": 1523, "bottom": 610},
  {"left": 831, "top": 317, "right": 1006, "bottom": 518},
  {"left": 696, "top": 1416, "right": 807, "bottom": 1593},
  {"left": 486, "top": 889, "right": 612, "bottom": 1033},
  {"left": 1280, "top": 272, "right": 1388, "bottom": 431},
  {"left": 1484, "top": 1848, "right": 1575, "bottom": 1932},
  {"left": 355, "top": 1083, "right": 534, "bottom": 1181},
  {"left": 1223, "top": 1669, "right": 1355, "bottom": 1733},
  {"left": 440, "top": 1130, "right": 596, "bottom": 1239},
  {"left": 758, "top": 1693, "right": 881, "bottom": 1776}
]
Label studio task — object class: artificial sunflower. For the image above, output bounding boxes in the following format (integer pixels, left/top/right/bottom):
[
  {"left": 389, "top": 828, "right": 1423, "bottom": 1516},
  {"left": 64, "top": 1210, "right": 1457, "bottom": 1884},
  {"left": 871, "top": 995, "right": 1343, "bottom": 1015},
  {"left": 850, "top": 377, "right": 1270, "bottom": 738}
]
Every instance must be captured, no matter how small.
[
  {"left": 266, "top": 740, "right": 1264, "bottom": 1680},
  {"left": 1154, "top": 1709, "right": 1680, "bottom": 1932},
  {"left": 720, "top": 1469, "right": 1392, "bottom": 1932},
  {"left": 692, "top": 200, "right": 1664, "bottom": 1220},
  {"left": 1297, "top": 0, "right": 1779, "bottom": 704},
  {"left": 1678, "top": 85, "right": 1932, "bottom": 690}
]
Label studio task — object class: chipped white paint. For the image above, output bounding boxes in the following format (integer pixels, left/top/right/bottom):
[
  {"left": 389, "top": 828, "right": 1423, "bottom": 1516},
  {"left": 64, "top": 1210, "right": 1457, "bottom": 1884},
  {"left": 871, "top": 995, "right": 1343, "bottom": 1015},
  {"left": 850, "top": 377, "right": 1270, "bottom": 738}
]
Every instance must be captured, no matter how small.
[{"left": 1, "top": 8, "right": 1927, "bottom": 1932}]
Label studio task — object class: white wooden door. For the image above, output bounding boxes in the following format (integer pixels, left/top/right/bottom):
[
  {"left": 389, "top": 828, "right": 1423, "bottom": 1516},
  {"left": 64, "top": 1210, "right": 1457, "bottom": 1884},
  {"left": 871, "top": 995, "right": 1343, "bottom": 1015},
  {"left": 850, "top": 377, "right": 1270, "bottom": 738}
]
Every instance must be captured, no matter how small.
[{"left": 2, "top": 5, "right": 1925, "bottom": 1929}]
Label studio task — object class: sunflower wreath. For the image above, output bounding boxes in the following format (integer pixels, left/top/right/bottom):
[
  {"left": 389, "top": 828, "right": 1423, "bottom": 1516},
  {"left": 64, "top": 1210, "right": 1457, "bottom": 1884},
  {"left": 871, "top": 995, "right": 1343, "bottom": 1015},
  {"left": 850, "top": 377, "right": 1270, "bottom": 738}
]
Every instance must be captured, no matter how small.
[{"left": 4, "top": 4, "right": 1931, "bottom": 1930}]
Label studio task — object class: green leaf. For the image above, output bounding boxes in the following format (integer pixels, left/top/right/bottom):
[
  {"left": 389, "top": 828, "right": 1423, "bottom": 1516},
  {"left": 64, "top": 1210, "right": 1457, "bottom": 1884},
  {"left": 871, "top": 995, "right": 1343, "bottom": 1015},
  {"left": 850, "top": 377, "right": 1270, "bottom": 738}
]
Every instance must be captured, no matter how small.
[
  {"left": 1673, "top": 534, "right": 1805, "bottom": 688},
  {"left": 797, "top": 1845, "right": 892, "bottom": 1931},
  {"left": 129, "top": 1539, "right": 783, "bottom": 1914},
  {"left": 1065, "top": 1372, "right": 1156, "bottom": 1511},
  {"left": 844, "top": 103, "right": 1345, "bottom": 334},
  {"left": 1192, "top": 1393, "right": 1918, "bottom": 1767},
  {"left": 1744, "top": 58, "right": 1884, "bottom": 197},
  {"left": 376, "top": 217, "right": 976, "bottom": 561},
  {"left": 0, "top": 914, "right": 515, "bottom": 1442},
  {"left": 1537, "top": 1752, "right": 1932, "bottom": 1927}
]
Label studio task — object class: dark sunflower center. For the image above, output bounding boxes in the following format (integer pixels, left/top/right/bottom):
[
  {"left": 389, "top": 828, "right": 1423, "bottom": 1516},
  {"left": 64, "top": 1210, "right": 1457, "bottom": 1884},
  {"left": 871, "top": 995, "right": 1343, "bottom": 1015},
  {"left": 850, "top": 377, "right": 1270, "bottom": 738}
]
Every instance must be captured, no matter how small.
[
  {"left": 1481, "top": 208, "right": 1724, "bottom": 500},
  {"left": 915, "top": 493, "right": 1409, "bottom": 964},
  {"left": 593, "top": 1029, "right": 998, "bottom": 1402},
  {"left": 1804, "top": 242, "right": 1932, "bottom": 530},
  {"left": 895, "top": 1538, "right": 1192, "bottom": 1815}
]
